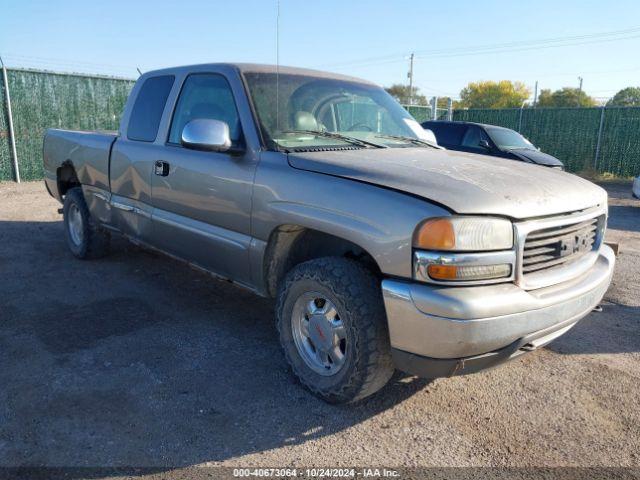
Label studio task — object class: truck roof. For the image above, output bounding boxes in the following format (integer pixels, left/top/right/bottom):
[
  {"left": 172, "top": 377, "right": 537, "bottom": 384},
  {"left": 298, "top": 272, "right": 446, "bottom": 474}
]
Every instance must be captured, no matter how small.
[{"left": 140, "top": 63, "right": 376, "bottom": 86}]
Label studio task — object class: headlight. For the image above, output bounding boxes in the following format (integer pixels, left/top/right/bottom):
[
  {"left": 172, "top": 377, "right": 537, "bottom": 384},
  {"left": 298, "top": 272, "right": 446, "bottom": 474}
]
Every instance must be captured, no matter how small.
[
  {"left": 414, "top": 216, "right": 513, "bottom": 251},
  {"left": 413, "top": 216, "right": 515, "bottom": 284}
]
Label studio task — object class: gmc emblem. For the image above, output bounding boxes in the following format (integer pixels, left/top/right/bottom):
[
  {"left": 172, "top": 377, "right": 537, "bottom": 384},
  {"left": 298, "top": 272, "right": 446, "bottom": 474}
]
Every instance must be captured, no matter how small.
[{"left": 559, "top": 231, "right": 592, "bottom": 257}]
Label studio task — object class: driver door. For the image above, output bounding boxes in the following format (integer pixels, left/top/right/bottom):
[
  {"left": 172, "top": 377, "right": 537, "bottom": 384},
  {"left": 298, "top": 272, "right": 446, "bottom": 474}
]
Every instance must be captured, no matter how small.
[
  {"left": 150, "top": 73, "right": 257, "bottom": 285},
  {"left": 459, "top": 126, "right": 493, "bottom": 155}
]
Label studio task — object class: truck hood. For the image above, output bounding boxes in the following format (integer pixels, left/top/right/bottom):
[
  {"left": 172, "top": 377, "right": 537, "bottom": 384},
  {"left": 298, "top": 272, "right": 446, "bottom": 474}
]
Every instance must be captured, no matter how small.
[
  {"left": 287, "top": 148, "right": 606, "bottom": 219},
  {"left": 506, "top": 148, "right": 564, "bottom": 167}
]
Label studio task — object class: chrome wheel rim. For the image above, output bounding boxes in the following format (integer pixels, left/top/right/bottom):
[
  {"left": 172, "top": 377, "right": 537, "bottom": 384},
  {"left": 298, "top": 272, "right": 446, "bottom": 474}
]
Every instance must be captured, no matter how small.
[
  {"left": 67, "top": 204, "right": 84, "bottom": 246},
  {"left": 291, "top": 292, "right": 347, "bottom": 376}
]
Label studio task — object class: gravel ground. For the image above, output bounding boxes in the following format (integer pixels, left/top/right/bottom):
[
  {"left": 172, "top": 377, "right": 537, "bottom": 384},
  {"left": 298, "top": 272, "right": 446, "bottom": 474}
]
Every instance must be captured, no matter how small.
[{"left": 0, "top": 180, "right": 638, "bottom": 472}]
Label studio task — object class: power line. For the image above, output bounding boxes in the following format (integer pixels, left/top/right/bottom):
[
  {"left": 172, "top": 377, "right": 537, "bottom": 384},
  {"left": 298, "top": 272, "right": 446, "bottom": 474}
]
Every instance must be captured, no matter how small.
[
  {"left": 416, "top": 34, "right": 640, "bottom": 60},
  {"left": 413, "top": 26, "right": 640, "bottom": 56},
  {"left": 320, "top": 25, "right": 640, "bottom": 69}
]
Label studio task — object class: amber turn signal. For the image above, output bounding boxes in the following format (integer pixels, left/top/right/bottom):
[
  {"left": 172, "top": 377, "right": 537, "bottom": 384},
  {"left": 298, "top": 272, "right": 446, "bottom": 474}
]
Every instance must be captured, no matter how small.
[
  {"left": 427, "top": 264, "right": 458, "bottom": 280},
  {"left": 414, "top": 218, "right": 455, "bottom": 250}
]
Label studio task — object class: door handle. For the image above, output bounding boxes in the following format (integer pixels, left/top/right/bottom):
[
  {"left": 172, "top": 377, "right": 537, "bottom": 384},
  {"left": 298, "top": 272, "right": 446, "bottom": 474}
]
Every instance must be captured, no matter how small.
[{"left": 154, "top": 160, "right": 170, "bottom": 176}]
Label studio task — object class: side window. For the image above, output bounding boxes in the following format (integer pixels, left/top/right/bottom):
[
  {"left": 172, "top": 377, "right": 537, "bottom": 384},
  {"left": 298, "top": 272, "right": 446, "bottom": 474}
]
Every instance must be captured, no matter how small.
[
  {"left": 168, "top": 74, "right": 242, "bottom": 145},
  {"left": 127, "top": 75, "right": 175, "bottom": 142},
  {"left": 461, "top": 126, "right": 482, "bottom": 148},
  {"left": 429, "top": 124, "right": 465, "bottom": 146}
]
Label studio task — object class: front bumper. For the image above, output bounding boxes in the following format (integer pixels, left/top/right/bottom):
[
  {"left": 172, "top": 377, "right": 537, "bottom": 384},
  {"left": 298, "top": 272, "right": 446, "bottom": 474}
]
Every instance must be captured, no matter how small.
[{"left": 382, "top": 245, "right": 615, "bottom": 378}]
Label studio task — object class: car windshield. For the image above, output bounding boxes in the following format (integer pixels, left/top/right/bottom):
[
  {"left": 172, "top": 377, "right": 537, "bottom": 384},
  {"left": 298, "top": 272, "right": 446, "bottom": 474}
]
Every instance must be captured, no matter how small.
[
  {"left": 487, "top": 127, "right": 535, "bottom": 150},
  {"left": 243, "top": 72, "right": 429, "bottom": 151}
]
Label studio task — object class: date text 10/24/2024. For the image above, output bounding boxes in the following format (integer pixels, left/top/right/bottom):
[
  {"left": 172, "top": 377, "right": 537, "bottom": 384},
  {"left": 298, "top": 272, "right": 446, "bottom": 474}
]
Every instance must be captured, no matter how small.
[{"left": 233, "top": 468, "right": 400, "bottom": 478}]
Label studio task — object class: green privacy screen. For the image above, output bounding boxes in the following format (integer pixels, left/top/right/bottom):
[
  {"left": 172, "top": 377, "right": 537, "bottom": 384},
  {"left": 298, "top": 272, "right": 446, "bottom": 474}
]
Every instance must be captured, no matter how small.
[
  {"left": 1, "top": 68, "right": 640, "bottom": 180},
  {"left": 453, "top": 107, "right": 640, "bottom": 176},
  {"left": 0, "top": 68, "right": 134, "bottom": 181},
  {"left": 405, "top": 105, "right": 449, "bottom": 122}
]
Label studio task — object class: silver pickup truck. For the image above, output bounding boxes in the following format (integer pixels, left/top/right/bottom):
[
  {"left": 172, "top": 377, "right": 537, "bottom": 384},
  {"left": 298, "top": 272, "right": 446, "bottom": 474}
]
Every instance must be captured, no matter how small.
[{"left": 43, "top": 63, "right": 615, "bottom": 404}]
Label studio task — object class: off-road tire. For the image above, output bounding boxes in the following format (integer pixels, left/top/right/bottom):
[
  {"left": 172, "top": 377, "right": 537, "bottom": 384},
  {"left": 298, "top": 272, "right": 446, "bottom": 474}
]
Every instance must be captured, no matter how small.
[
  {"left": 63, "top": 187, "right": 110, "bottom": 259},
  {"left": 276, "top": 257, "right": 394, "bottom": 404}
]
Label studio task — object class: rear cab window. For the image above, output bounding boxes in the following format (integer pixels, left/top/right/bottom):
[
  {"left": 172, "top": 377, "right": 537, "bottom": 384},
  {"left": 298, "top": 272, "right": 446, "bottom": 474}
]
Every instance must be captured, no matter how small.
[{"left": 127, "top": 75, "right": 175, "bottom": 142}]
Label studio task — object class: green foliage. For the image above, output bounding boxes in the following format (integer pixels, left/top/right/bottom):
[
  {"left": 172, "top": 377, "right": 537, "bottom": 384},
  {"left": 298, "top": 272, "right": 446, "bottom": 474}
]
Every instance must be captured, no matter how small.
[
  {"left": 458, "top": 80, "right": 530, "bottom": 109},
  {"left": 435, "top": 97, "right": 454, "bottom": 109},
  {"left": 537, "top": 87, "right": 596, "bottom": 108},
  {"left": 385, "top": 84, "right": 427, "bottom": 105},
  {"left": 607, "top": 87, "right": 640, "bottom": 107}
]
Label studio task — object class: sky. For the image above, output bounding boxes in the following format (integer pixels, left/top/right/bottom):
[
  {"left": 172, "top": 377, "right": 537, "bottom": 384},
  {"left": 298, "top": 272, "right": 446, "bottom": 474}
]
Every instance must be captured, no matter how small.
[{"left": 1, "top": 0, "right": 639, "bottom": 103}]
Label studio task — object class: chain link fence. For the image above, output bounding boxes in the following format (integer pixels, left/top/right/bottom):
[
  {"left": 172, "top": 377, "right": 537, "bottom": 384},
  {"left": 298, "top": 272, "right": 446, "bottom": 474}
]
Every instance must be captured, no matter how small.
[
  {"left": 404, "top": 105, "right": 450, "bottom": 123},
  {"left": 1, "top": 68, "right": 639, "bottom": 180},
  {"left": 0, "top": 68, "right": 134, "bottom": 181}
]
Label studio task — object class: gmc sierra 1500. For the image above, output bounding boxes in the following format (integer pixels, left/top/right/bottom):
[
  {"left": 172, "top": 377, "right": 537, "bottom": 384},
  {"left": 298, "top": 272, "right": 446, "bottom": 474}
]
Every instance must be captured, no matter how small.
[{"left": 44, "top": 63, "right": 614, "bottom": 403}]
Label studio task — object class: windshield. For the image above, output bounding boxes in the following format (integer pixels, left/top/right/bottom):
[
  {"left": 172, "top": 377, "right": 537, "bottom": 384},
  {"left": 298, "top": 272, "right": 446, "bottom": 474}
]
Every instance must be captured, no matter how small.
[
  {"left": 243, "top": 72, "right": 428, "bottom": 151},
  {"left": 487, "top": 127, "right": 535, "bottom": 150}
]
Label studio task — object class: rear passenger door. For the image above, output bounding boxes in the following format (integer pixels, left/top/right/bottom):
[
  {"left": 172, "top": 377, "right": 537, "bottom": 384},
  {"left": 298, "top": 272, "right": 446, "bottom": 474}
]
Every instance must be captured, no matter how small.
[{"left": 149, "top": 72, "right": 258, "bottom": 285}]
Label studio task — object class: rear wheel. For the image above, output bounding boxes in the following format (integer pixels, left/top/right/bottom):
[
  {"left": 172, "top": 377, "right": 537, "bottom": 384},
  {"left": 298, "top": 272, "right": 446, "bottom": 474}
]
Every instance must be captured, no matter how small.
[
  {"left": 63, "top": 187, "right": 110, "bottom": 259},
  {"left": 276, "top": 257, "right": 394, "bottom": 404}
]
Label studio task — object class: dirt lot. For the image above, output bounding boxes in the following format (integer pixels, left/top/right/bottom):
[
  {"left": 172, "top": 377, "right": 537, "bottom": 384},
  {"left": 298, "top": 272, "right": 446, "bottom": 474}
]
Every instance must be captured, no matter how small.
[{"left": 0, "top": 180, "right": 638, "bottom": 471}]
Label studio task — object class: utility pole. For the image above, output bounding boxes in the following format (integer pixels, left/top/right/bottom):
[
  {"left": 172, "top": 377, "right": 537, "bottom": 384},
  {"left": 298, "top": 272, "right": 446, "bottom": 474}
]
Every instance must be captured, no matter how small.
[
  {"left": 407, "top": 53, "right": 414, "bottom": 105},
  {"left": 533, "top": 80, "right": 538, "bottom": 107},
  {"left": 578, "top": 76, "right": 583, "bottom": 107}
]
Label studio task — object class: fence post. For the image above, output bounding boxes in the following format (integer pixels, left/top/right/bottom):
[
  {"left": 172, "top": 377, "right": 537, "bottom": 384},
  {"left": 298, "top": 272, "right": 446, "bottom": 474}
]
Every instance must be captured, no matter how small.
[
  {"left": 517, "top": 104, "right": 524, "bottom": 133},
  {"left": 594, "top": 106, "right": 605, "bottom": 171},
  {"left": 0, "top": 57, "right": 20, "bottom": 183},
  {"left": 430, "top": 96, "right": 438, "bottom": 120},
  {"left": 447, "top": 98, "right": 453, "bottom": 121}
]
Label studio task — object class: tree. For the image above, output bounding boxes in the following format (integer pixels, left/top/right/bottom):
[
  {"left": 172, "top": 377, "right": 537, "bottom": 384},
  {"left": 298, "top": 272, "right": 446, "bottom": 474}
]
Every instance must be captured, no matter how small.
[
  {"left": 607, "top": 87, "right": 640, "bottom": 107},
  {"left": 458, "top": 80, "right": 530, "bottom": 109},
  {"left": 435, "top": 97, "right": 454, "bottom": 109},
  {"left": 385, "top": 84, "right": 427, "bottom": 105},
  {"left": 537, "top": 87, "right": 596, "bottom": 107}
]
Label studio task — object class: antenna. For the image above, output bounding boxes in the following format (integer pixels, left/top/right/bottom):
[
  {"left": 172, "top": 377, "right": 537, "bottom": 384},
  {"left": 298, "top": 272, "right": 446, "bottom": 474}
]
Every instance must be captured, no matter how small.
[
  {"left": 275, "top": 0, "right": 280, "bottom": 131},
  {"left": 136, "top": 67, "right": 142, "bottom": 77}
]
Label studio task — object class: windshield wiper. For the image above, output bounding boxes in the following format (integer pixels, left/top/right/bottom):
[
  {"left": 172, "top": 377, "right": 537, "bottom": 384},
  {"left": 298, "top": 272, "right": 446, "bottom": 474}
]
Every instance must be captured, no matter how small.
[
  {"left": 282, "top": 130, "right": 388, "bottom": 149},
  {"left": 374, "top": 134, "right": 442, "bottom": 149}
]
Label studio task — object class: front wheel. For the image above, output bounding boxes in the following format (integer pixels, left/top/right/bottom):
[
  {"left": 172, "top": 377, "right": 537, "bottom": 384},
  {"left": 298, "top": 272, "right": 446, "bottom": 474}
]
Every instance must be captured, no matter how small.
[
  {"left": 63, "top": 187, "right": 110, "bottom": 259},
  {"left": 276, "top": 257, "right": 394, "bottom": 404}
]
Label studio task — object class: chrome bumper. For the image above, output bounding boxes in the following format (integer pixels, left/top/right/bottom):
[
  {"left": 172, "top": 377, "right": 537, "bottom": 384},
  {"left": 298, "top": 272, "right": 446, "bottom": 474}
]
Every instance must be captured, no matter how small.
[{"left": 382, "top": 245, "right": 615, "bottom": 374}]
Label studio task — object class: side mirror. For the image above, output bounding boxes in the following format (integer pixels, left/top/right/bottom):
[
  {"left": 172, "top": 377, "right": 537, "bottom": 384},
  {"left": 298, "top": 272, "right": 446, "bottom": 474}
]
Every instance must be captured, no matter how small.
[
  {"left": 421, "top": 128, "right": 438, "bottom": 145},
  {"left": 181, "top": 118, "right": 231, "bottom": 152},
  {"left": 479, "top": 139, "right": 491, "bottom": 150}
]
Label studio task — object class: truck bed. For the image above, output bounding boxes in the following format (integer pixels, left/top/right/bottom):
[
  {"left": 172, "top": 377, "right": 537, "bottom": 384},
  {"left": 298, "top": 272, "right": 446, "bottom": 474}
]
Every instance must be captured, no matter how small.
[{"left": 43, "top": 129, "right": 117, "bottom": 200}]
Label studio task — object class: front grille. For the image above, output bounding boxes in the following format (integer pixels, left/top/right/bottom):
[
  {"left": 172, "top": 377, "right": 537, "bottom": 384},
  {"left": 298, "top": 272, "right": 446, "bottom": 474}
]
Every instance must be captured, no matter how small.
[{"left": 522, "top": 216, "right": 601, "bottom": 274}]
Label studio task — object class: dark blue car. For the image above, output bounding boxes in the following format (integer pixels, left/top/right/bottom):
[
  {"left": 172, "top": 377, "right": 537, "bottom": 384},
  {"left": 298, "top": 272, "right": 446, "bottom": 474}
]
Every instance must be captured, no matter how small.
[{"left": 421, "top": 120, "right": 564, "bottom": 169}]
